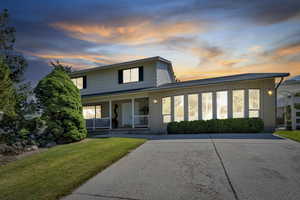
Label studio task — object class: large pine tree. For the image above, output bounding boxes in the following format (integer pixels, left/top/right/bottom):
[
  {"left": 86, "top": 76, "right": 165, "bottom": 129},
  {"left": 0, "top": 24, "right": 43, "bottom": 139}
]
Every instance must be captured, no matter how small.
[{"left": 35, "top": 62, "right": 87, "bottom": 143}]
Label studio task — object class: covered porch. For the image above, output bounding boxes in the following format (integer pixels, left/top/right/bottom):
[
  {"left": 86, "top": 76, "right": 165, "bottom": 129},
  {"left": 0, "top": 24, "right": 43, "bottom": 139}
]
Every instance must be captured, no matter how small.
[{"left": 83, "top": 97, "right": 149, "bottom": 131}]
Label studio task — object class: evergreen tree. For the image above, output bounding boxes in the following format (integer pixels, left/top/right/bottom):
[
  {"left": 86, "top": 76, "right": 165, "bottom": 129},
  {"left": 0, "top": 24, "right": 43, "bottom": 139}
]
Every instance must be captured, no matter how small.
[
  {"left": 0, "top": 57, "right": 15, "bottom": 116},
  {"left": 35, "top": 62, "right": 87, "bottom": 143}
]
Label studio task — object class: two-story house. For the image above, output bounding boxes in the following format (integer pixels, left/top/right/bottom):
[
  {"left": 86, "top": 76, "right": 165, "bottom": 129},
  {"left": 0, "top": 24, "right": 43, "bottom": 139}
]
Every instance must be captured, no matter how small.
[{"left": 70, "top": 56, "right": 289, "bottom": 134}]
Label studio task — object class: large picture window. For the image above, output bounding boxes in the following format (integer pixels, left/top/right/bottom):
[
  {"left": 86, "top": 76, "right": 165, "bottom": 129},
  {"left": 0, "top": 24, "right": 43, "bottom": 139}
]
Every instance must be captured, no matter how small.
[
  {"left": 188, "top": 94, "right": 198, "bottom": 121},
  {"left": 217, "top": 91, "right": 228, "bottom": 119},
  {"left": 202, "top": 92, "right": 213, "bottom": 120},
  {"left": 174, "top": 95, "right": 184, "bottom": 122},
  {"left": 72, "top": 77, "right": 83, "bottom": 89},
  {"left": 232, "top": 90, "right": 244, "bottom": 118},
  {"left": 249, "top": 89, "right": 260, "bottom": 118},
  {"left": 162, "top": 97, "right": 171, "bottom": 123},
  {"left": 123, "top": 68, "right": 139, "bottom": 83}
]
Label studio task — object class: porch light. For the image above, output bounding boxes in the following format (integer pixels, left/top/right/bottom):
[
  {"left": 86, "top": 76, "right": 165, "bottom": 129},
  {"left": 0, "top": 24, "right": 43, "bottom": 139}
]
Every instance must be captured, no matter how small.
[
  {"left": 267, "top": 89, "right": 273, "bottom": 96},
  {"left": 153, "top": 99, "right": 158, "bottom": 104}
]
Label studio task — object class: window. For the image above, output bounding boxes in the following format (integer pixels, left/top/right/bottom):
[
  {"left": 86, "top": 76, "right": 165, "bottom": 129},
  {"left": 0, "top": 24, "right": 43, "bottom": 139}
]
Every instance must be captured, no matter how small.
[
  {"left": 217, "top": 91, "right": 228, "bottom": 119},
  {"left": 83, "top": 106, "right": 95, "bottom": 119},
  {"left": 202, "top": 92, "right": 213, "bottom": 120},
  {"left": 232, "top": 90, "right": 244, "bottom": 118},
  {"left": 123, "top": 67, "right": 139, "bottom": 83},
  {"left": 174, "top": 95, "right": 184, "bottom": 121},
  {"left": 162, "top": 97, "right": 171, "bottom": 123},
  {"left": 249, "top": 89, "right": 260, "bottom": 118},
  {"left": 188, "top": 94, "right": 198, "bottom": 121},
  {"left": 83, "top": 105, "right": 101, "bottom": 119},
  {"left": 72, "top": 77, "right": 84, "bottom": 89}
]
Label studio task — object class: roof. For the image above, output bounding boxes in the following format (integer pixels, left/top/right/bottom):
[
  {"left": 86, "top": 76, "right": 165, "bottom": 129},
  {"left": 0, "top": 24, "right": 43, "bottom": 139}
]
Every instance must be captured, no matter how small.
[
  {"left": 151, "top": 73, "right": 290, "bottom": 91},
  {"left": 82, "top": 73, "right": 289, "bottom": 98},
  {"left": 71, "top": 56, "right": 172, "bottom": 75}
]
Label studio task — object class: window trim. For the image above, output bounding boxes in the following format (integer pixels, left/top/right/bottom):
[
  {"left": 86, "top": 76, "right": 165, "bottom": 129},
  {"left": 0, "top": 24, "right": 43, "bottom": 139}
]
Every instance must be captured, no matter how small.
[
  {"left": 248, "top": 88, "right": 261, "bottom": 118},
  {"left": 216, "top": 90, "right": 228, "bottom": 119},
  {"left": 201, "top": 92, "right": 213, "bottom": 120},
  {"left": 232, "top": 89, "right": 245, "bottom": 118},
  {"left": 188, "top": 94, "right": 199, "bottom": 121},
  {"left": 118, "top": 66, "right": 143, "bottom": 84},
  {"left": 162, "top": 96, "right": 171, "bottom": 123},
  {"left": 71, "top": 76, "right": 86, "bottom": 90},
  {"left": 174, "top": 95, "right": 184, "bottom": 122}
]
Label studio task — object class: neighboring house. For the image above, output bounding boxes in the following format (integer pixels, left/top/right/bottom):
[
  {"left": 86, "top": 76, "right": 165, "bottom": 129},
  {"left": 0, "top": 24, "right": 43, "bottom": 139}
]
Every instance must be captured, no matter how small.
[
  {"left": 277, "top": 75, "right": 300, "bottom": 130},
  {"left": 70, "top": 56, "right": 289, "bottom": 134}
]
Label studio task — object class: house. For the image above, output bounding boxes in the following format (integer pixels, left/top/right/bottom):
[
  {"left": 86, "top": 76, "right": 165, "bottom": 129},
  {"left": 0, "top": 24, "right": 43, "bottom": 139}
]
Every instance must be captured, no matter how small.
[
  {"left": 70, "top": 56, "right": 289, "bottom": 134},
  {"left": 277, "top": 75, "right": 300, "bottom": 130}
]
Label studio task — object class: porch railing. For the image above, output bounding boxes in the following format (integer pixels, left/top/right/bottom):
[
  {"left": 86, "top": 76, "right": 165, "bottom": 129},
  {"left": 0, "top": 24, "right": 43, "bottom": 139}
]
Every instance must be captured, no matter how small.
[
  {"left": 86, "top": 117, "right": 110, "bottom": 129},
  {"left": 134, "top": 115, "right": 149, "bottom": 128}
]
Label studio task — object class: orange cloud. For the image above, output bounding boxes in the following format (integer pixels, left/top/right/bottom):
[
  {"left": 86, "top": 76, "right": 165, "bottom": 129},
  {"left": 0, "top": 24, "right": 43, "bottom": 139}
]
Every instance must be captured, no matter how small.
[
  {"left": 25, "top": 51, "right": 147, "bottom": 70},
  {"left": 176, "top": 61, "right": 299, "bottom": 81},
  {"left": 51, "top": 20, "right": 204, "bottom": 45},
  {"left": 275, "top": 44, "right": 300, "bottom": 56}
]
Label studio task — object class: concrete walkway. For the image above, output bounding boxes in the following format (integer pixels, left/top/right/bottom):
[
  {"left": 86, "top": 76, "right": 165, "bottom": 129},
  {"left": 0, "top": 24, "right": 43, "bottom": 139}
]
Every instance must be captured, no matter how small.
[{"left": 63, "top": 134, "right": 300, "bottom": 200}]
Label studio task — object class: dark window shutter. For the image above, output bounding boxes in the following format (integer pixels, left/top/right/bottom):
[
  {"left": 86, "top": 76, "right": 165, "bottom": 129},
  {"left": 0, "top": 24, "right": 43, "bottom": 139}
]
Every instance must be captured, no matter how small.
[
  {"left": 83, "top": 76, "right": 87, "bottom": 89},
  {"left": 118, "top": 69, "right": 123, "bottom": 84},
  {"left": 138, "top": 66, "right": 144, "bottom": 82}
]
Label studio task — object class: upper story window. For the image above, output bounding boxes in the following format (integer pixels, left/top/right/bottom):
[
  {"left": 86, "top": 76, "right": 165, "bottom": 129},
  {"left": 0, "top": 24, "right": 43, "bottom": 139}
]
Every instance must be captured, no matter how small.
[
  {"left": 118, "top": 67, "right": 143, "bottom": 84},
  {"left": 71, "top": 76, "right": 86, "bottom": 90}
]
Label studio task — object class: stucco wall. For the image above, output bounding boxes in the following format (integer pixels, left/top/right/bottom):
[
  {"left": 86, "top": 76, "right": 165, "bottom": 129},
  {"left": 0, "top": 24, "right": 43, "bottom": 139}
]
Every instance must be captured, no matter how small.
[
  {"left": 80, "top": 78, "right": 276, "bottom": 133},
  {"left": 148, "top": 78, "right": 276, "bottom": 133}
]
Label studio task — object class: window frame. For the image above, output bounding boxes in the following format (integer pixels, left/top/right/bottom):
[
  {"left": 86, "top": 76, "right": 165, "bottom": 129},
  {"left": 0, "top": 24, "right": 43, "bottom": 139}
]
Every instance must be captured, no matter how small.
[
  {"left": 121, "top": 67, "right": 140, "bottom": 84},
  {"left": 71, "top": 76, "right": 86, "bottom": 90},
  {"left": 174, "top": 95, "right": 184, "bottom": 122},
  {"left": 232, "top": 89, "right": 245, "bottom": 118},
  {"left": 201, "top": 92, "right": 213, "bottom": 120},
  {"left": 248, "top": 89, "right": 261, "bottom": 118},
  {"left": 162, "top": 97, "right": 171, "bottom": 123},
  {"left": 216, "top": 90, "right": 228, "bottom": 119},
  {"left": 188, "top": 94, "right": 199, "bottom": 121}
]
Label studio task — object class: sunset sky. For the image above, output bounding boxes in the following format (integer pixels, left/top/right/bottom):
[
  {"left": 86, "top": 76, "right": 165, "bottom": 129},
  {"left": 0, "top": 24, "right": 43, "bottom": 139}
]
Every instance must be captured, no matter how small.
[{"left": 2, "top": 0, "right": 300, "bottom": 83}]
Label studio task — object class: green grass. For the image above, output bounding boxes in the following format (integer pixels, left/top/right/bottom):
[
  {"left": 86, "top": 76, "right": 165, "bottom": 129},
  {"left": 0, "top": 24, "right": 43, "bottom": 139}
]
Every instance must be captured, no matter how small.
[
  {"left": 276, "top": 131, "right": 300, "bottom": 142},
  {"left": 0, "top": 138, "right": 146, "bottom": 200}
]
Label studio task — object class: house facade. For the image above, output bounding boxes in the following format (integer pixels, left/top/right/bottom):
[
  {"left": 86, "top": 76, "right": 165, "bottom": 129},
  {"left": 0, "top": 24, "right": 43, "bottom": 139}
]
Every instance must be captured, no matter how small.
[{"left": 70, "top": 56, "right": 289, "bottom": 134}]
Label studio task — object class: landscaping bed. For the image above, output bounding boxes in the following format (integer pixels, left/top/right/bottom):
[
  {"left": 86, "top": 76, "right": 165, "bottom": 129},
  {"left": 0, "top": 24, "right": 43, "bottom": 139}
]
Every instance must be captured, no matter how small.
[
  {"left": 0, "top": 137, "right": 146, "bottom": 200},
  {"left": 167, "top": 118, "right": 264, "bottom": 134}
]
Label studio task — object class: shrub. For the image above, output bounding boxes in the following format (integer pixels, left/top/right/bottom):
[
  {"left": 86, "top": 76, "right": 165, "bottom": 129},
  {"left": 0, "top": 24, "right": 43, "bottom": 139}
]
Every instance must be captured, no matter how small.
[
  {"left": 167, "top": 118, "right": 264, "bottom": 134},
  {"left": 35, "top": 64, "right": 87, "bottom": 143}
]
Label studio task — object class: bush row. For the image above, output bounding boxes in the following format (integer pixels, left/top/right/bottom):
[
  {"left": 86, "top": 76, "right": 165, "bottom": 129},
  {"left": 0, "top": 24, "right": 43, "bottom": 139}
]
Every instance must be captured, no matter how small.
[{"left": 167, "top": 118, "right": 264, "bottom": 134}]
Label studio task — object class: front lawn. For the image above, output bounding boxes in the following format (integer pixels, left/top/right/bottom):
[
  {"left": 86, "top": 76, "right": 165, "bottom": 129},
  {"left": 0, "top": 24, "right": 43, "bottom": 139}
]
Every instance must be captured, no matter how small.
[
  {"left": 0, "top": 138, "right": 146, "bottom": 200},
  {"left": 276, "top": 131, "right": 300, "bottom": 142}
]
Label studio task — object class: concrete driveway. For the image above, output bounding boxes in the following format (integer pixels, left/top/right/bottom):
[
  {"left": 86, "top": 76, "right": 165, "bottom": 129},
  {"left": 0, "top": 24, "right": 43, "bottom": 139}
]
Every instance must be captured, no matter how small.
[{"left": 63, "top": 134, "right": 300, "bottom": 200}]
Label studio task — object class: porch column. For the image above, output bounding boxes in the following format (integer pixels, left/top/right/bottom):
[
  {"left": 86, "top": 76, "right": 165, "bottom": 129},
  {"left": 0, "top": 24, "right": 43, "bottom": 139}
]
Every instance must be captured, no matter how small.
[
  {"left": 109, "top": 100, "right": 112, "bottom": 129},
  {"left": 132, "top": 98, "right": 135, "bottom": 128},
  {"left": 291, "top": 94, "right": 296, "bottom": 130}
]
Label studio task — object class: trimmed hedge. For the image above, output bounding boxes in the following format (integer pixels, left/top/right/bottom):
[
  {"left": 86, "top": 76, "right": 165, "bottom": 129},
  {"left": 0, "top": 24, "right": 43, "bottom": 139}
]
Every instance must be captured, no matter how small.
[{"left": 167, "top": 118, "right": 264, "bottom": 134}]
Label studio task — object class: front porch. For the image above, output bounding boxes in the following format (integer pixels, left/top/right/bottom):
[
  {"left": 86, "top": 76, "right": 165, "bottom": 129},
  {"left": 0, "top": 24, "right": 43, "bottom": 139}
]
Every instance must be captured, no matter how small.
[{"left": 83, "top": 97, "right": 149, "bottom": 132}]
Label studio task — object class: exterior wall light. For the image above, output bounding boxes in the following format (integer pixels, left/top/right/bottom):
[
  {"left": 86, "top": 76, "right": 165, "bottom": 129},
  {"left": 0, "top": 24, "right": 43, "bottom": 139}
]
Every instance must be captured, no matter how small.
[
  {"left": 267, "top": 89, "right": 273, "bottom": 96},
  {"left": 153, "top": 99, "right": 158, "bottom": 104}
]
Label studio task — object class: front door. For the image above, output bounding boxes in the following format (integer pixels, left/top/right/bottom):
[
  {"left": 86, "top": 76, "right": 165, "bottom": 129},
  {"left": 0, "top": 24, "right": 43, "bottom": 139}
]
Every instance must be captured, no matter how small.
[{"left": 122, "top": 102, "right": 132, "bottom": 127}]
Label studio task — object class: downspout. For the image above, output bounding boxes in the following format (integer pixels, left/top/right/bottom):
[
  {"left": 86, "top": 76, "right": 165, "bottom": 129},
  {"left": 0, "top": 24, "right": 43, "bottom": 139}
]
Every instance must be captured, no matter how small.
[{"left": 274, "top": 77, "right": 284, "bottom": 129}]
